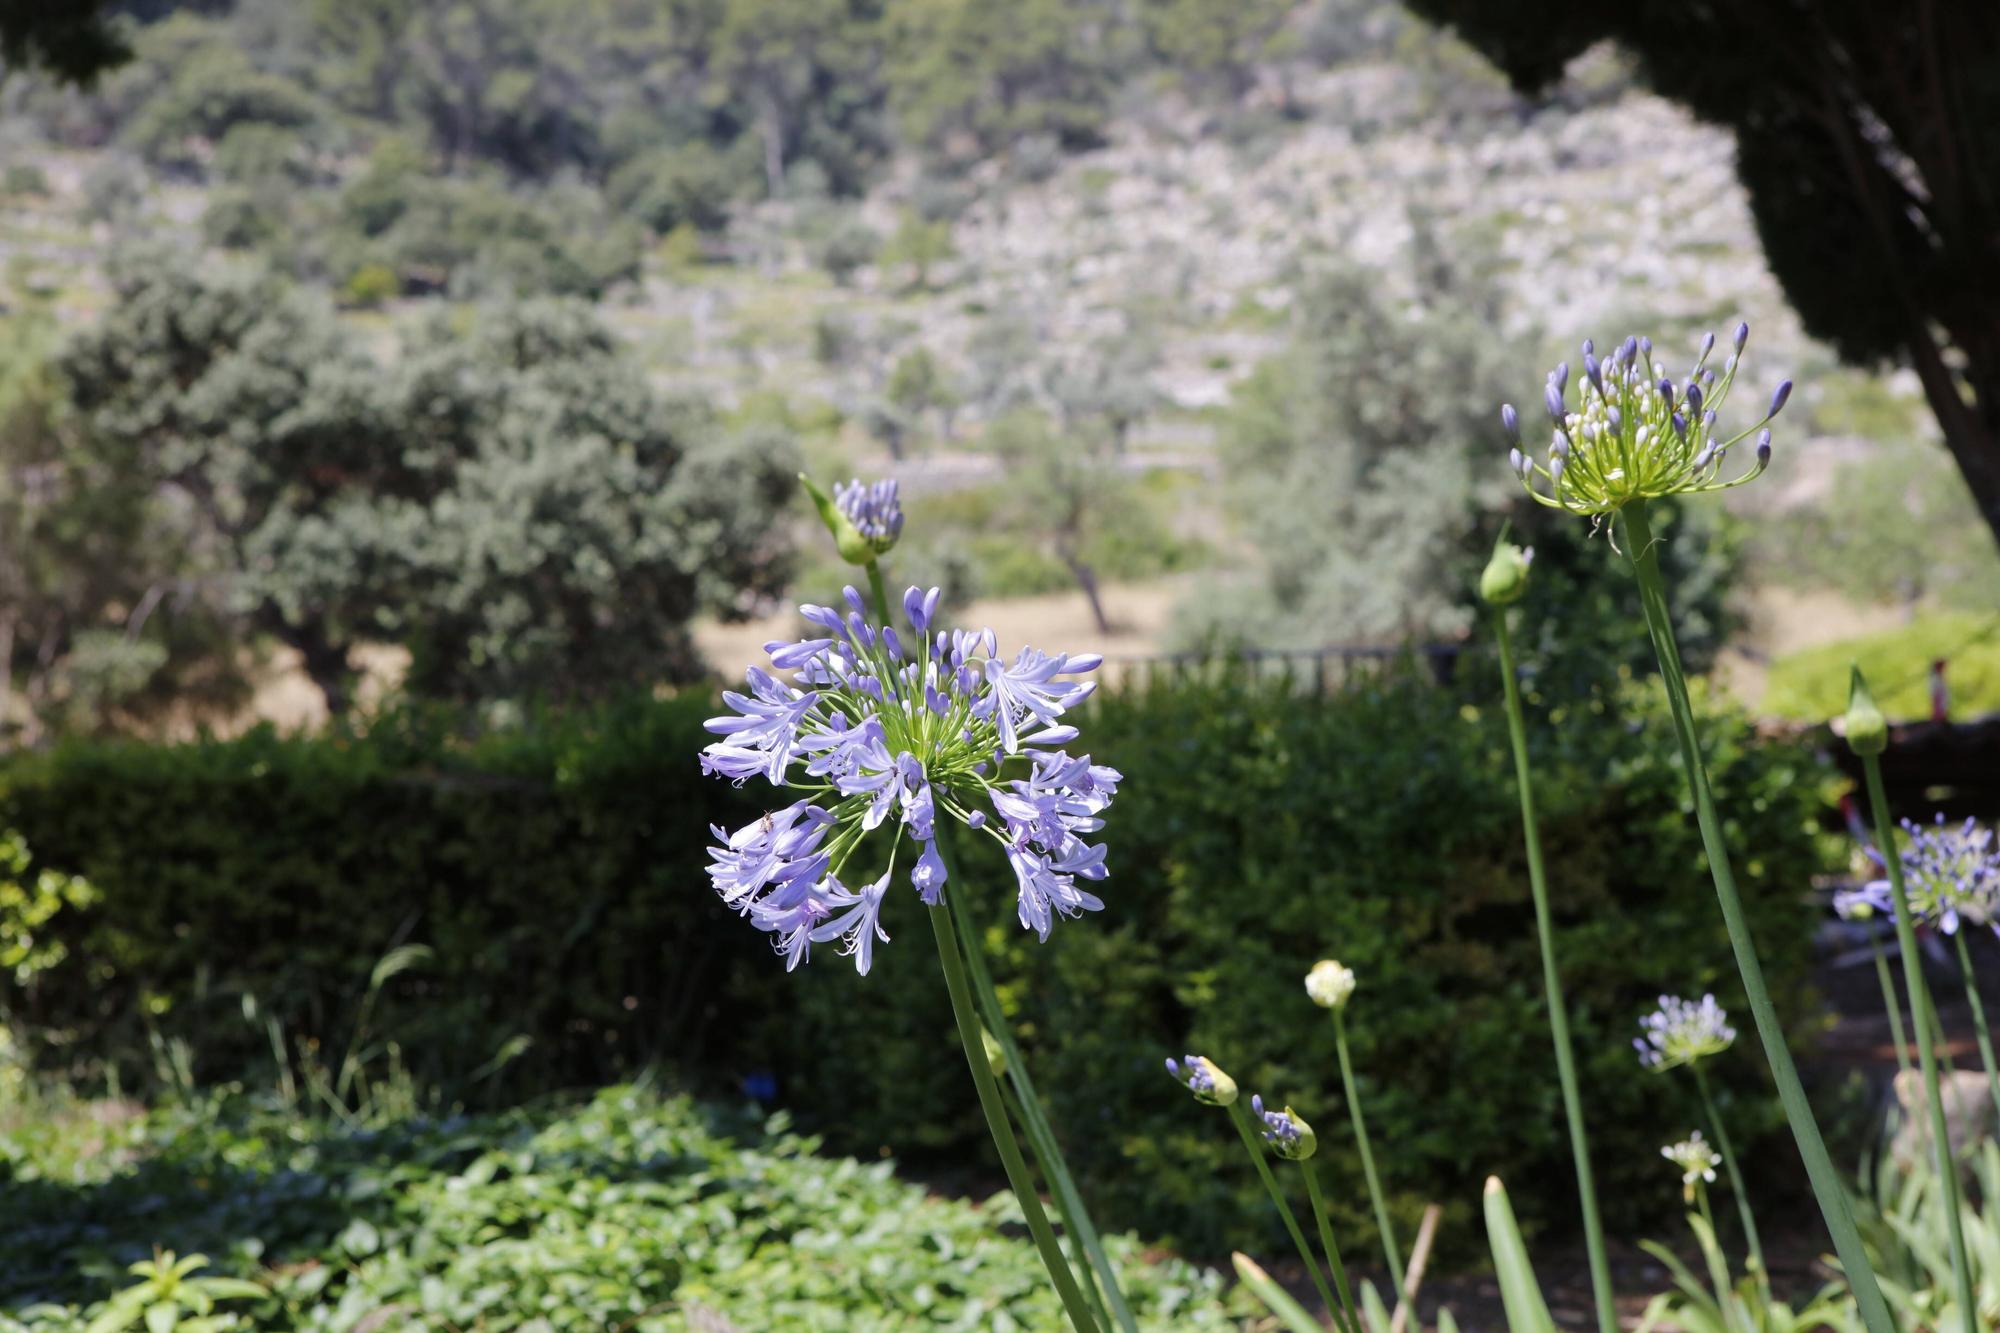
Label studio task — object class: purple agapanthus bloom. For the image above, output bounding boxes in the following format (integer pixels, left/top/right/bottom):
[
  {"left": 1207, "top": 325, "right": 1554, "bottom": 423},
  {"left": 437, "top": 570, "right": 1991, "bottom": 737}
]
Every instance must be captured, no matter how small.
[
  {"left": 701, "top": 584, "right": 1115, "bottom": 974},
  {"left": 835, "top": 478, "right": 905, "bottom": 552},
  {"left": 1846, "top": 815, "right": 2000, "bottom": 936}
]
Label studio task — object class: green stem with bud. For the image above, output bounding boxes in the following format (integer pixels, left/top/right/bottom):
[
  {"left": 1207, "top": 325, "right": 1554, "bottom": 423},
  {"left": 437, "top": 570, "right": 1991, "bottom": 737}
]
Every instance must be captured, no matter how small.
[
  {"left": 1224, "top": 1098, "right": 1342, "bottom": 1326},
  {"left": 1622, "top": 498, "right": 1893, "bottom": 1333},
  {"left": 927, "top": 886, "right": 1101, "bottom": 1333},
  {"left": 1860, "top": 748, "right": 1978, "bottom": 1333},
  {"left": 1952, "top": 931, "right": 2000, "bottom": 1127},
  {"left": 1490, "top": 606, "right": 1618, "bottom": 1333},
  {"left": 1690, "top": 1062, "right": 1768, "bottom": 1301},
  {"left": 1331, "top": 1007, "right": 1404, "bottom": 1301}
]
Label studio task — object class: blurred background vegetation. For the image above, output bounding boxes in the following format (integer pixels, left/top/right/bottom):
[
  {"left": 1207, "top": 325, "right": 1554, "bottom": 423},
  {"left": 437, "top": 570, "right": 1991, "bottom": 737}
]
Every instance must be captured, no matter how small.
[{"left": 0, "top": 0, "right": 1989, "bottom": 742}]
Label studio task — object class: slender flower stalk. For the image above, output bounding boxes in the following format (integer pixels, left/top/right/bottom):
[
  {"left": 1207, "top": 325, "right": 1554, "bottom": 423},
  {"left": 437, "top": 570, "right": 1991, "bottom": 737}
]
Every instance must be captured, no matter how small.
[
  {"left": 1306, "top": 962, "right": 1405, "bottom": 1302},
  {"left": 1248, "top": 1096, "right": 1363, "bottom": 1333},
  {"left": 1690, "top": 1062, "right": 1767, "bottom": 1299},
  {"left": 1953, "top": 929, "right": 2000, "bottom": 1136},
  {"left": 1615, "top": 497, "right": 1891, "bottom": 1333},
  {"left": 950, "top": 848, "right": 1136, "bottom": 1332},
  {"left": 1482, "top": 540, "right": 1617, "bottom": 1333},
  {"left": 930, "top": 887, "right": 1100, "bottom": 1332},
  {"left": 1849, "top": 665, "right": 1978, "bottom": 1333},
  {"left": 1170, "top": 1057, "right": 1340, "bottom": 1327},
  {"left": 1836, "top": 893, "right": 1914, "bottom": 1077}
]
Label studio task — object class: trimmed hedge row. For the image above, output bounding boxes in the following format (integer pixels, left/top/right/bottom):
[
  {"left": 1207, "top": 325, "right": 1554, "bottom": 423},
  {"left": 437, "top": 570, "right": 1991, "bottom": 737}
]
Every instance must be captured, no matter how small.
[{"left": 0, "top": 674, "right": 1833, "bottom": 1257}]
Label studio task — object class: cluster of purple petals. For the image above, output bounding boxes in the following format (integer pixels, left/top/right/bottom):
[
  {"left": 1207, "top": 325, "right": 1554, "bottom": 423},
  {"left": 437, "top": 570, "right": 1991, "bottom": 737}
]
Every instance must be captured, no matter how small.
[
  {"left": 835, "top": 477, "right": 905, "bottom": 546},
  {"left": 1165, "top": 1054, "right": 1216, "bottom": 1097},
  {"left": 1848, "top": 815, "right": 2000, "bottom": 935},
  {"left": 1249, "top": 1094, "right": 1301, "bottom": 1150},
  {"left": 700, "top": 583, "right": 1117, "bottom": 973}
]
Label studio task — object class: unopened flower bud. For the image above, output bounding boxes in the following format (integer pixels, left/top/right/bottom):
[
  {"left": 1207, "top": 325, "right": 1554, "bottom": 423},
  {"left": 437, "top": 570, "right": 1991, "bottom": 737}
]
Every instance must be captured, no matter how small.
[
  {"left": 1500, "top": 404, "right": 1520, "bottom": 442},
  {"left": 1733, "top": 321, "right": 1749, "bottom": 352},
  {"left": 1166, "top": 1054, "right": 1237, "bottom": 1107},
  {"left": 1252, "top": 1095, "right": 1317, "bottom": 1160},
  {"left": 1844, "top": 663, "right": 1888, "bottom": 756},
  {"left": 1304, "top": 959, "right": 1357, "bottom": 1009},
  {"left": 1479, "top": 536, "right": 1534, "bottom": 607},
  {"left": 1767, "top": 380, "right": 1792, "bottom": 417}
]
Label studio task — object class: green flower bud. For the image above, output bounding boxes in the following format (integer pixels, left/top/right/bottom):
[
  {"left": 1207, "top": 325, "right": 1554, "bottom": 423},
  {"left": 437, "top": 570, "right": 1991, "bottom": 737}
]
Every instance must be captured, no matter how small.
[
  {"left": 799, "top": 473, "right": 878, "bottom": 565},
  {"left": 1251, "top": 1095, "right": 1316, "bottom": 1160},
  {"left": 1304, "top": 959, "right": 1356, "bottom": 1010},
  {"left": 1479, "top": 533, "right": 1534, "bottom": 606},
  {"left": 1844, "top": 663, "right": 1888, "bottom": 756}
]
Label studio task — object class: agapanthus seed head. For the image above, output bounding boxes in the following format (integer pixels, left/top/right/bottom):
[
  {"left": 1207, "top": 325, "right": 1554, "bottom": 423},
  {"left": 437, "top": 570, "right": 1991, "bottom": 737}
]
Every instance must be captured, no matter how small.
[
  {"left": 1662, "top": 1131, "right": 1720, "bottom": 1201},
  {"left": 1504, "top": 325, "right": 1786, "bottom": 516},
  {"left": 1304, "top": 959, "right": 1358, "bottom": 1009},
  {"left": 1167, "top": 1054, "right": 1237, "bottom": 1107},
  {"left": 1849, "top": 814, "right": 2000, "bottom": 935},
  {"left": 1251, "top": 1095, "right": 1317, "bottom": 1160},
  {"left": 1636, "top": 993, "right": 1735, "bottom": 1070},
  {"left": 702, "top": 584, "right": 1115, "bottom": 974}
]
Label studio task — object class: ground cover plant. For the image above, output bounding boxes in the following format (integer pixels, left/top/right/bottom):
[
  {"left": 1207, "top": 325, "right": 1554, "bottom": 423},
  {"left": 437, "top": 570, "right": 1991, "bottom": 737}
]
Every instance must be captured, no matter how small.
[{"left": 0, "top": 1085, "right": 1247, "bottom": 1332}]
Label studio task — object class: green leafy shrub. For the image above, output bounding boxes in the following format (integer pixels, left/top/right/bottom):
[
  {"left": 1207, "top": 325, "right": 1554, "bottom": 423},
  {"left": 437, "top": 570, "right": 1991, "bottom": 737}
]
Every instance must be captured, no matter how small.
[
  {"left": 0, "top": 1087, "right": 1246, "bottom": 1330},
  {"left": 748, "top": 674, "right": 1831, "bottom": 1257},
  {"left": 338, "top": 262, "right": 398, "bottom": 309},
  {"left": 1762, "top": 612, "right": 2000, "bottom": 721},
  {"left": 0, "top": 679, "right": 1830, "bottom": 1257}
]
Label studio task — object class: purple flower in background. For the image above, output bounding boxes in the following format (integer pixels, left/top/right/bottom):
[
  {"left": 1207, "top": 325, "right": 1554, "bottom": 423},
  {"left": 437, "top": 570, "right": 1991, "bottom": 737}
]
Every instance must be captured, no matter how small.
[
  {"left": 1848, "top": 815, "right": 2000, "bottom": 935},
  {"left": 701, "top": 583, "right": 1115, "bottom": 974},
  {"left": 834, "top": 477, "right": 905, "bottom": 554},
  {"left": 1635, "top": 993, "right": 1736, "bottom": 1071}
]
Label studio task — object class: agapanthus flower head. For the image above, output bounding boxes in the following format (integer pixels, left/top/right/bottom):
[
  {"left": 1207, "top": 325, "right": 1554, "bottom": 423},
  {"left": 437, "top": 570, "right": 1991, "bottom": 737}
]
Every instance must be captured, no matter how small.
[
  {"left": 836, "top": 477, "right": 905, "bottom": 553},
  {"left": 701, "top": 584, "right": 1114, "bottom": 974},
  {"left": 1635, "top": 993, "right": 1735, "bottom": 1071},
  {"left": 1304, "top": 959, "right": 1357, "bottom": 1010},
  {"left": 1166, "top": 1054, "right": 1237, "bottom": 1107},
  {"left": 1849, "top": 815, "right": 2000, "bottom": 936},
  {"left": 800, "top": 473, "right": 905, "bottom": 564},
  {"left": 1662, "top": 1131, "right": 1720, "bottom": 1201},
  {"left": 1504, "top": 326, "right": 1789, "bottom": 517},
  {"left": 1251, "top": 1094, "right": 1317, "bottom": 1160}
]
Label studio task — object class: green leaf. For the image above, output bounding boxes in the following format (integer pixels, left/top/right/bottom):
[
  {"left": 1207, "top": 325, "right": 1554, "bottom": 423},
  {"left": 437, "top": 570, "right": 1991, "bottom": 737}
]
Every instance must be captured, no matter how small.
[
  {"left": 1482, "top": 1177, "right": 1557, "bottom": 1333},
  {"left": 1230, "top": 1252, "right": 1323, "bottom": 1333}
]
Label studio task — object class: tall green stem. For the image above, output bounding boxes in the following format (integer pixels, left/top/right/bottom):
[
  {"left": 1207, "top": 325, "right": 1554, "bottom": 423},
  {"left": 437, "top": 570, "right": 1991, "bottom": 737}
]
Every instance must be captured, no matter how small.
[
  {"left": 1872, "top": 936, "right": 1913, "bottom": 1078},
  {"left": 997, "top": 1073, "right": 1115, "bottom": 1333},
  {"left": 1302, "top": 1159, "right": 1365, "bottom": 1333},
  {"left": 948, "top": 876, "right": 1136, "bottom": 1333},
  {"left": 1224, "top": 1098, "right": 1342, "bottom": 1324},
  {"left": 1331, "top": 1007, "right": 1404, "bottom": 1293},
  {"left": 1622, "top": 499, "right": 1892, "bottom": 1333},
  {"left": 1862, "top": 755, "right": 1977, "bottom": 1333},
  {"left": 927, "top": 898, "right": 1101, "bottom": 1332},
  {"left": 1690, "top": 1062, "right": 1768, "bottom": 1300},
  {"left": 1491, "top": 608, "right": 1617, "bottom": 1333},
  {"left": 1952, "top": 931, "right": 2000, "bottom": 1121}
]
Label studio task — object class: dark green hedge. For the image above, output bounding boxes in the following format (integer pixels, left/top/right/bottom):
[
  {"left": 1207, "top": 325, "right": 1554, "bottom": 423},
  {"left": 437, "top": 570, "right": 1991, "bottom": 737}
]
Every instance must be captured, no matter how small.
[{"left": 0, "top": 674, "right": 1834, "bottom": 1260}]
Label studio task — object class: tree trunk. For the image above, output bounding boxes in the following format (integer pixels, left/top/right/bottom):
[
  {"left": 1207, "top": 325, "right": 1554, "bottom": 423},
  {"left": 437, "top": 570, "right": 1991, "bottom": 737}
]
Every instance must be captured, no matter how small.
[
  {"left": 295, "top": 628, "right": 353, "bottom": 718},
  {"left": 1905, "top": 322, "right": 2000, "bottom": 559},
  {"left": 1062, "top": 552, "right": 1111, "bottom": 634},
  {"left": 758, "top": 90, "right": 785, "bottom": 198}
]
